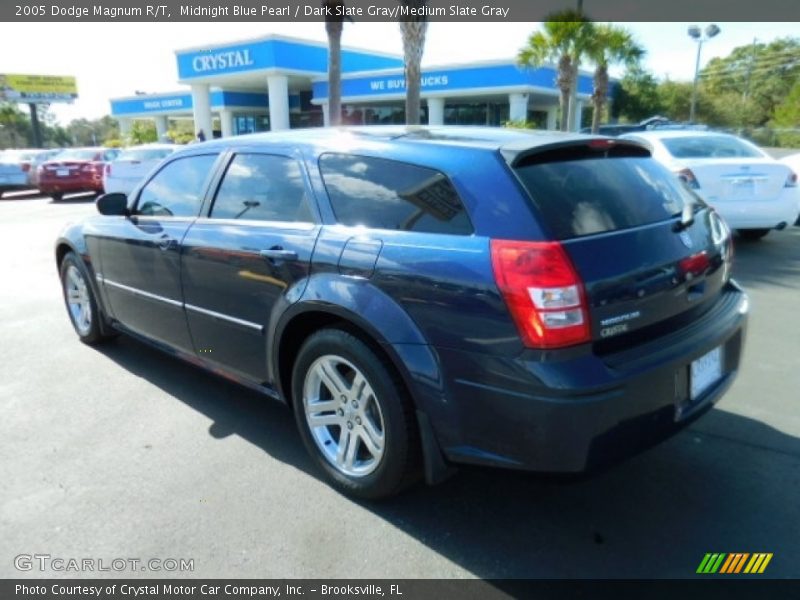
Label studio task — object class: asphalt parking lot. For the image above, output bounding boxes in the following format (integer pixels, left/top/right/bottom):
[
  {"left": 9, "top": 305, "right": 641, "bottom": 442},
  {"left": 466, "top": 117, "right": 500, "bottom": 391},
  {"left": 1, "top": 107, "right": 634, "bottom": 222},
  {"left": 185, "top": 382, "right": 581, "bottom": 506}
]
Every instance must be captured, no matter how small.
[{"left": 1, "top": 190, "right": 799, "bottom": 580}]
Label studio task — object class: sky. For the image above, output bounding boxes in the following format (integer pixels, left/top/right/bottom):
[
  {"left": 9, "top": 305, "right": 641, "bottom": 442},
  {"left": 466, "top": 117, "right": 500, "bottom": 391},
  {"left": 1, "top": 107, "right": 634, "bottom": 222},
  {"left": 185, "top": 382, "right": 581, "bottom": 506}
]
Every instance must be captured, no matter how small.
[{"left": 0, "top": 21, "right": 796, "bottom": 124}]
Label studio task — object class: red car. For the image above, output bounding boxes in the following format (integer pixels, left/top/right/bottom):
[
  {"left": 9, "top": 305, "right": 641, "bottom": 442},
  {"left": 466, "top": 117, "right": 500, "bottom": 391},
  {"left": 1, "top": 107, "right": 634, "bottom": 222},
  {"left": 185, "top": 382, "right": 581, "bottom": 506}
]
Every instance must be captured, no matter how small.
[{"left": 38, "top": 147, "right": 120, "bottom": 201}]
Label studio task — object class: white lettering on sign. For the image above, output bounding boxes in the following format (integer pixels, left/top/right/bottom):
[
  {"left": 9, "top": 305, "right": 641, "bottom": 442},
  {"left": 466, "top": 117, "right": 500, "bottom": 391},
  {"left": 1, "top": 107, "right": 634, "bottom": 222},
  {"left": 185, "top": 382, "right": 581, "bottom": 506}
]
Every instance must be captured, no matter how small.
[
  {"left": 191, "top": 49, "right": 255, "bottom": 73},
  {"left": 422, "top": 75, "right": 449, "bottom": 87},
  {"left": 142, "top": 99, "right": 184, "bottom": 110},
  {"left": 366, "top": 75, "right": 449, "bottom": 92}
]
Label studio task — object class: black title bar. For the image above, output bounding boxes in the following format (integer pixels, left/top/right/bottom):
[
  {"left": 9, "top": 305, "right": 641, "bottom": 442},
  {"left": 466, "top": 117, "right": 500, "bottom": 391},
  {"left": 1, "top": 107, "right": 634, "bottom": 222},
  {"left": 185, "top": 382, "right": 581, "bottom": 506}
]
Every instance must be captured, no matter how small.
[
  {"left": 5, "top": 579, "right": 800, "bottom": 600},
  {"left": 3, "top": 0, "right": 800, "bottom": 22}
]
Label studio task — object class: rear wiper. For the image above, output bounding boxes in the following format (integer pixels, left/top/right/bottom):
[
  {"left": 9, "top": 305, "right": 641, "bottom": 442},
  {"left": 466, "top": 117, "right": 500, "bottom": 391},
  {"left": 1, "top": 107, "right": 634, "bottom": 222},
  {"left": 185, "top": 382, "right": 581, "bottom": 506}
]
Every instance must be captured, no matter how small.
[{"left": 673, "top": 199, "right": 695, "bottom": 232}]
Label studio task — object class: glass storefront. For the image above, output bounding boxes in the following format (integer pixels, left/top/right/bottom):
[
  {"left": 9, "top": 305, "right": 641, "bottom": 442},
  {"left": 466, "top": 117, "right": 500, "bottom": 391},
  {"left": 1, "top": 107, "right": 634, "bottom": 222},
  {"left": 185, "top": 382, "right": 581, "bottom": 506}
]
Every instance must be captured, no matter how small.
[
  {"left": 226, "top": 103, "right": 551, "bottom": 134},
  {"left": 233, "top": 114, "right": 269, "bottom": 135}
]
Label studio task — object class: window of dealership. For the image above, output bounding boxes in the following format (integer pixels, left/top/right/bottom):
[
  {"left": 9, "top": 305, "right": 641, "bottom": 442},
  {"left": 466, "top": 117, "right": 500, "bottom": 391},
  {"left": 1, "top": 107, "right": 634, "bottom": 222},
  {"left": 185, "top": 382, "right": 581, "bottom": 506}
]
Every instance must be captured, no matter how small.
[{"left": 110, "top": 35, "right": 596, "bottom": 138}]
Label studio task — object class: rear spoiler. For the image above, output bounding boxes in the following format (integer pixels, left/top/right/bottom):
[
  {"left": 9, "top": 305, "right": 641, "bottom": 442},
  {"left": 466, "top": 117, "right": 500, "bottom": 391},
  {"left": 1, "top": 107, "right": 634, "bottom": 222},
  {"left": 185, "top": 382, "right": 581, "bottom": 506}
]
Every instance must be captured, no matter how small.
[{"left": 501, "top": 137, "right": 651, "bottom": 168}]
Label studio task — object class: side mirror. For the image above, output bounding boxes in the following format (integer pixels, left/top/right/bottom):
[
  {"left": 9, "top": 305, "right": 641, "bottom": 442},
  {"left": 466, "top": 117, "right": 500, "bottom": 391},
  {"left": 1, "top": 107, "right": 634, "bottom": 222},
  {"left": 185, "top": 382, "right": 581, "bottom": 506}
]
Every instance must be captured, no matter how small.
[{"left": 96, "top": 192, "right": 128, "bottom": 216}]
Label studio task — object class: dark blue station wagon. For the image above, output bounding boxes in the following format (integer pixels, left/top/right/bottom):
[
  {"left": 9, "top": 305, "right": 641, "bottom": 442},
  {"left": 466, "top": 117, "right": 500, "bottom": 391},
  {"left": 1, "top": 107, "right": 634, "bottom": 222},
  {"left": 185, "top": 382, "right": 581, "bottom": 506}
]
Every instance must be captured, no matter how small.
[{"left": 56, "top": 126, "right": 748, "bottom": 499}]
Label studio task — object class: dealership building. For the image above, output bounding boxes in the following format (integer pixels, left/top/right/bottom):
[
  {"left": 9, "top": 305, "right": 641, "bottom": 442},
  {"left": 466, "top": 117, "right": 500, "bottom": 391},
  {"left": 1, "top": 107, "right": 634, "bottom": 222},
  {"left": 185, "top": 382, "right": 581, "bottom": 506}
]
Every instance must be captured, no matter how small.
[{"left": 110, "top": 34, "right": 597, "bottom": 138}]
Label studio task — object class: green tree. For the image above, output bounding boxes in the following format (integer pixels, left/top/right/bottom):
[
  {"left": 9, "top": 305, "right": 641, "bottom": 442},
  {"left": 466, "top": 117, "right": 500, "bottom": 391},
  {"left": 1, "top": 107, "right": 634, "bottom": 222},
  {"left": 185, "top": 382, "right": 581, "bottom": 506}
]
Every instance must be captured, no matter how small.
[
  {"left": 701, "top": 37, "right": 800, "bottom": 127},
  {"left": 0, "top": 102, "right": 31, "bottom": 148},
  {"left": 67, "top": 118, "right": 100, "bottom": 146},
  {"left": 656, "top": 79, "right": 694, "bottom": 122},
  {"left": 517, "top": 11, "right": 593, "bottom": 131},
  {"left": 612, "top": 66, "right": 661, "bottom": 122},
  {"left": 128, "top": 120, "right": 157, "bottom": 145},
  {"left": 771, "top": 81, "right": 800, "bottom": 147},
  {"left": 399, "top": 1, "right": 428, "bottom": 125},
  {"left": 586, "top": 24, "right": 644, "bottom": 133}
]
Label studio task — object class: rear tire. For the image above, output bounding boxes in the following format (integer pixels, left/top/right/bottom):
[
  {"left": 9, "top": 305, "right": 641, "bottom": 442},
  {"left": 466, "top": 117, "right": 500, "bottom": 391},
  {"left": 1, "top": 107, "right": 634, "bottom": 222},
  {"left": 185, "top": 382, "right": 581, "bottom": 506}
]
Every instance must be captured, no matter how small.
[
  {"left": 51, "top": 192, "right": 63, "bottom": 202},
  {"left": 291, "top": 328, "right": 420, "bottom": 499},
  {"left": 59, "top": 252, "right": 116, "bottom": 345},
  {"left": 737, "top": 228, "right": 770, "bottom": 241}
]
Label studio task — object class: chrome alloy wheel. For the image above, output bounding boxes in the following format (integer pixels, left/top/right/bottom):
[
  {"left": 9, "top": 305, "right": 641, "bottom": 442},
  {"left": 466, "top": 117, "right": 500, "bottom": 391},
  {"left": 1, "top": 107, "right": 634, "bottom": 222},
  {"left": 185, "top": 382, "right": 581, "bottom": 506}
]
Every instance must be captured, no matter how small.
[
  {"left": 303, "top": 355, "right": 386, "bottom": 477},
  {"left": 64, "top": 265, "right": 92, "bottom": 336}
]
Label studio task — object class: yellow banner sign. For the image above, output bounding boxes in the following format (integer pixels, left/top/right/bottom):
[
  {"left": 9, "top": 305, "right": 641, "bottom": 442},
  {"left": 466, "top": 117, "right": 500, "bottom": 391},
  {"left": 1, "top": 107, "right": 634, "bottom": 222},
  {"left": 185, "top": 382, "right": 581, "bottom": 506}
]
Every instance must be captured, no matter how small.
[{"left": 0, "top": 74, "right": 78, "bottom": 103}]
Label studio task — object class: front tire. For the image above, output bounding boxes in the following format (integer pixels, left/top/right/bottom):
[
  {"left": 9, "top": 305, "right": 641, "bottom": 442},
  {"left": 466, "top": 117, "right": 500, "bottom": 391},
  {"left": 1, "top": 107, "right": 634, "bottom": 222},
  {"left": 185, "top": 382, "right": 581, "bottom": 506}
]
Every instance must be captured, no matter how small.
[
  {"left": 737, "top": 228, "right": 770, "bottom": 241},
  {"left": 292, "top": 328, "right": 420, "bottom": 499},
  {"left": 59, "top": 252, "right": 115, "bottom": 345}
]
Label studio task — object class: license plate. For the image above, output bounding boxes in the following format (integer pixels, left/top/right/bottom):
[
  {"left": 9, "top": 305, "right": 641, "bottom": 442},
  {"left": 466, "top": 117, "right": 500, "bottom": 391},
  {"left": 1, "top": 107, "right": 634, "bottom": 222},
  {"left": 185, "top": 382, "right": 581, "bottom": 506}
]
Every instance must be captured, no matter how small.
[
  {"left": 731, "top": 181, "right": 754, "bottom": 199},
  {"left": 56, "top": 169, "right": 69, "bottom": 177},
  {"left": 690, "top": 346, "right": 723, "bottom": 401}
]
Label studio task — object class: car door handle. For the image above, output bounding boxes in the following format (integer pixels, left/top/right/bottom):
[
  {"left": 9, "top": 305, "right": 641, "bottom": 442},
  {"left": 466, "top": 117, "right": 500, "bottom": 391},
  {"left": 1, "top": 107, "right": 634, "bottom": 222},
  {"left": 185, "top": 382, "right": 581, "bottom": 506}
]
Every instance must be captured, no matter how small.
[
  {"left": 259, "top": 248, "right": 298, "bottom": 261},
  {"left": 158, "top": 237, "right": 177, "bottom": 251}
]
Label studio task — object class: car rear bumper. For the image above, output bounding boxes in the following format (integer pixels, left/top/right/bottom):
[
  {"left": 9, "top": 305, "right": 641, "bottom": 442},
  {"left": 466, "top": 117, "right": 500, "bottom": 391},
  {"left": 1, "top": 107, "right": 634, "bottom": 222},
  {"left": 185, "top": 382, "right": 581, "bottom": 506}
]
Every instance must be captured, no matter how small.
[
  {"left": 426, "top": 281, "right": 749, "bottom": 473},
  {"left": 708, "top": 188, "right": 799, "bottom": 230},
  {"left": 39, "top": 175, "right": 104, "bottom": 194}
]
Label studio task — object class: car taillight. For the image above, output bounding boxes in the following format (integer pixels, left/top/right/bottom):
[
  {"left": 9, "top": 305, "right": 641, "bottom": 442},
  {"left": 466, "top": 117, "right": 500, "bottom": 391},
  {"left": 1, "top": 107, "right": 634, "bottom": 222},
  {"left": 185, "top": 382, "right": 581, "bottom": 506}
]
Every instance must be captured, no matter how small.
[
  {"left": 709, "top": 210, "right": 734, "bottom": 282},
  {"left": 677, "top": 168, "right": 700, "bottom": 189},
  {"left": 786, "top": 171, "right": 798, "bottom": 188},
  {"left": 678, "top": 251, "right": 710, "bottom": 278},
  {"left": 490, "top": 240, "right": 591, "bottom": 349},
  {"left": 81, "top": 164, "right": 96, "bottom": 173}
]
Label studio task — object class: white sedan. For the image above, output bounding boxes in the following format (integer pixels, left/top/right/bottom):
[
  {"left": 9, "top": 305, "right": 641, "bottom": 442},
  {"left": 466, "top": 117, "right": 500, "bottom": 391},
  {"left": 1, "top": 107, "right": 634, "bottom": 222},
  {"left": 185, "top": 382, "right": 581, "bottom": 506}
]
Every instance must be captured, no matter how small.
[
  {"left": 103, "top": 144, "right": 178, "bottom": 195},
  {"left": 621, "top": 130, "right": 800, "bottom": 240}
]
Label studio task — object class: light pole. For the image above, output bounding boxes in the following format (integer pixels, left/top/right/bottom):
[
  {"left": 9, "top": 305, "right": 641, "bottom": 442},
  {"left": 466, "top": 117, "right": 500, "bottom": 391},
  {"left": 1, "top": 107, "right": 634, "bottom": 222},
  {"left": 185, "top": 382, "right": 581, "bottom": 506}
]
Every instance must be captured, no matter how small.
[{"left": 688, "top": 23, "right": 720, "bottom": 123}]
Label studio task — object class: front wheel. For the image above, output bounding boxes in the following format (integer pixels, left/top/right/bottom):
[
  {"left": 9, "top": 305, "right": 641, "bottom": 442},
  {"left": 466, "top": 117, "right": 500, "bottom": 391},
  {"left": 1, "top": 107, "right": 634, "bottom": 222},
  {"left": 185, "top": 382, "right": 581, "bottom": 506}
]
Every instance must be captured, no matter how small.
[
  {"left": 292, "top": 329, "right": 420, "bottom": 499},
  {"left": 59, "top": 252, "right": 115, "bottom": 345},
  {"left": 737, "top": 228, "right": 770, "bottom": 241}
]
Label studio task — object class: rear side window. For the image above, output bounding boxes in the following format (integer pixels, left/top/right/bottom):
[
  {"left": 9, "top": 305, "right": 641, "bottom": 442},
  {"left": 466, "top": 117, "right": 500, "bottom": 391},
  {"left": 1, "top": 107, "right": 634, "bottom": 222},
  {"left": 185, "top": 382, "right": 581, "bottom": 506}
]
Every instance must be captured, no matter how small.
[
  {"left": 210, "top": 153, "right": 313, "bottom": 223},
  {"left": 661, "top": 135, "right": 762, "bottom": 159},
  {"left": 137, "top": 154, "right": 217, "bottom": 218},
  {"left": 319, "top": 153, "right": 473, "bottom": 235},
  {"left": 514, "top": 157, "right": 696, "bottom": 240}
]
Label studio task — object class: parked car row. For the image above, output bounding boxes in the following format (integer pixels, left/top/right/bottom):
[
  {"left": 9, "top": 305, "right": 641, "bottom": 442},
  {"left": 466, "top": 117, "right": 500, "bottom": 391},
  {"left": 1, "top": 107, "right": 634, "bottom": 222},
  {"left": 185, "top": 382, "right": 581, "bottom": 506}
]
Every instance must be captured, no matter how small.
[{"left": 0, "top": 143, "right": 179, "bottom": 200}]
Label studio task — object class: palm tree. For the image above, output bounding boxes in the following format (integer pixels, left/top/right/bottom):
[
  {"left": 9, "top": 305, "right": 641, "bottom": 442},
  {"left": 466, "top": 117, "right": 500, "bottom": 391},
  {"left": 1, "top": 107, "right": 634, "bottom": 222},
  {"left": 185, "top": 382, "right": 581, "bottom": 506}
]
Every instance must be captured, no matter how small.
[
  {"left": 517, "top": 11, "right": 593, "bottom": 131},
  {"left": 587, "top": 24, "right": 644, "bottom": 133},
  {"left": 324, "top": 0, "right": 352, "bottom": 127},
  {"left": 399, "top": 1, "right": 429, "bottom": 125}
]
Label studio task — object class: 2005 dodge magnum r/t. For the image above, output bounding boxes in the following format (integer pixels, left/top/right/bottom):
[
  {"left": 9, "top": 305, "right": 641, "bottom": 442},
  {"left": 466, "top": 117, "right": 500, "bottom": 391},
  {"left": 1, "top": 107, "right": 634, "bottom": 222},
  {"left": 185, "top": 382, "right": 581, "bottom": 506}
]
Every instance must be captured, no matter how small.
[{"left": 55, "top": 126, "right": 748, "bottom": 499}]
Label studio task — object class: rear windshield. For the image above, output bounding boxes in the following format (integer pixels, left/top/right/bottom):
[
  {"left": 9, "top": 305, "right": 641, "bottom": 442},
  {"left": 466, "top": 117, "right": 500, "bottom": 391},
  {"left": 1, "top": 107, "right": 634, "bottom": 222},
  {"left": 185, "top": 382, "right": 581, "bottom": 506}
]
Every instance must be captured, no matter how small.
[
  {"left": 662, "top": 135, "right": 762, "bottom": 159},
  {"left": 56, "top": 149, "right": 100, "bottom": 161},
  {"left": 514, "top": 157, "right": 697, "bottom": 240},
  {"left": 117, "top": 148, "right": 175, "bottom": 162}
]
